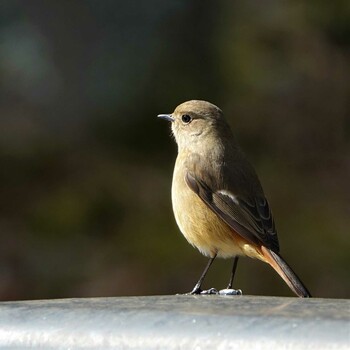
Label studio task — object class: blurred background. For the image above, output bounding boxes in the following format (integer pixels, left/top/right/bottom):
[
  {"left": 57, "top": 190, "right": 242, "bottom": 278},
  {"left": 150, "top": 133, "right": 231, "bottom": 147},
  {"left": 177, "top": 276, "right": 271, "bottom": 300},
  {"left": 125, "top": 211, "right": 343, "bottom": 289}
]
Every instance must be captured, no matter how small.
[{"left": 0, "top": 0, "right": 349, "bottom": 300}]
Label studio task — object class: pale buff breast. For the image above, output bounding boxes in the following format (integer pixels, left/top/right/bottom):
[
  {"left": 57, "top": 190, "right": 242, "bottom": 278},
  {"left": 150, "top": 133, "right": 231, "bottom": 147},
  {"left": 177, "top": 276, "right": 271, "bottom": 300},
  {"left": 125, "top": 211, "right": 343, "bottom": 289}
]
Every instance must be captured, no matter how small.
[{"left": 171, "top": 155, "right": 263, "bottom": 259}]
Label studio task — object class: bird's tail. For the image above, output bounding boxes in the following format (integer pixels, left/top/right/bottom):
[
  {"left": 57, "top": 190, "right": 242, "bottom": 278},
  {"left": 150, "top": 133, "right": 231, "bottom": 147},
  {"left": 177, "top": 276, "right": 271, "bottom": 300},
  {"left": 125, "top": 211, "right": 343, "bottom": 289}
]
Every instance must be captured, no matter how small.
[{"left": 261, "top": 246, "right": 311, "bottom": 298}]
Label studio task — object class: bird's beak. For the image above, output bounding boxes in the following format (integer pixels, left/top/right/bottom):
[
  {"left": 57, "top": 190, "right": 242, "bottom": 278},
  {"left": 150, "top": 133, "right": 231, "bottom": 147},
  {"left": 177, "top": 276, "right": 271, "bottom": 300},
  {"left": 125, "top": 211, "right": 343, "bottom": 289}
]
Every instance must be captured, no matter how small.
[{"left": 157, "top": 114, "right": 174, "bottom": 122}]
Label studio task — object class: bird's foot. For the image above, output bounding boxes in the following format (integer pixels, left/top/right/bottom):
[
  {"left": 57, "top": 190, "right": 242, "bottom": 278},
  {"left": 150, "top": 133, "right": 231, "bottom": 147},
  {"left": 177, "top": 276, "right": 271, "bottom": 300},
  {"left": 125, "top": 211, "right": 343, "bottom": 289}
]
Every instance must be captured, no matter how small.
[
  {"left": 200, "top": 288, "right": 219, "bottom": 295},
  {"left": 185, "top": 286, "right": 219, "bottom": 295},
  {"left": 218, "top": 288, "right": 242, "bottom": 296},
  {"left": 186, "top": 284, "right": 202, "bottom": 295}
]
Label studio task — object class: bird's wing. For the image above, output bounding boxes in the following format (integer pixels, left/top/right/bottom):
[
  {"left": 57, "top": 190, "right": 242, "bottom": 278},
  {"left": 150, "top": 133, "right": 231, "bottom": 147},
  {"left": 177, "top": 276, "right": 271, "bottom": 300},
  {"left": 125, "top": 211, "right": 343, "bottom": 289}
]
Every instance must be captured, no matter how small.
[{"left": 185, "top": 172, "right": 279, "bottom": 252}]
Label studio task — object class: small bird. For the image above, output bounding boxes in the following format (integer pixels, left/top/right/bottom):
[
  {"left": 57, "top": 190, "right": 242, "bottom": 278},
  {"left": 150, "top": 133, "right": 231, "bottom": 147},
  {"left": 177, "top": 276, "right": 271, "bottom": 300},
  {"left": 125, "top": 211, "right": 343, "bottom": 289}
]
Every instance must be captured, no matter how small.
[{"left": 158, "top": 100, "right": 311, "bottom": 297}]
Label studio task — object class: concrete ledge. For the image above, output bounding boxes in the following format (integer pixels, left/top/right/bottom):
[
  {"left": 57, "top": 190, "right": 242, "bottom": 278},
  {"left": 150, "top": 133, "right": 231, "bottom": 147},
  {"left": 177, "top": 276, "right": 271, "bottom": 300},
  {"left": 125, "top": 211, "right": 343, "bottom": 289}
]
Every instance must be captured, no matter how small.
[{"left": 0, "top": 295, "right": 349, "bottom": 349}]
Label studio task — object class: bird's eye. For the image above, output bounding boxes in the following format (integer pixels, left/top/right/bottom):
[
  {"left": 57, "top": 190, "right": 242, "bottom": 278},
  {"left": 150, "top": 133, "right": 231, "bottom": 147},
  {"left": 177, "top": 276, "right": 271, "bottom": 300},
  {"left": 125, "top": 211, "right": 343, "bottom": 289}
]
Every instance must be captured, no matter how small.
[{"left": 181, "top": 114, "right": 192, "bottom": 124}]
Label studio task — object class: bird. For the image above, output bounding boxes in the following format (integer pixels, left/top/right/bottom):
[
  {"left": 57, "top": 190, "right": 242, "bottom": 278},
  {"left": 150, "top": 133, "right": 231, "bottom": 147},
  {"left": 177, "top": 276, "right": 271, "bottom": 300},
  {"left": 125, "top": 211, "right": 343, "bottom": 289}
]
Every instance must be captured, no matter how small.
[{"left": 158, "top": 100, "right": 311, "bottom": 297}]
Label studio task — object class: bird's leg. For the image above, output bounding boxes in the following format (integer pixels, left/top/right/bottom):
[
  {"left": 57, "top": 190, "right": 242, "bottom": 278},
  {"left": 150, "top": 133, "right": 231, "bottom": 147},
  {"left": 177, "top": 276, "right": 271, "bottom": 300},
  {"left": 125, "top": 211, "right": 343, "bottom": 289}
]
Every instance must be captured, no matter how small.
[
  {"left": 227, "top": 256, "right": 239, "bottom": 289},
  {"left": 219, "top": 256, "right": 242, "bottom": 295},
  {"left": 188, "top": 254, "right": 218, "bottom": 295}
]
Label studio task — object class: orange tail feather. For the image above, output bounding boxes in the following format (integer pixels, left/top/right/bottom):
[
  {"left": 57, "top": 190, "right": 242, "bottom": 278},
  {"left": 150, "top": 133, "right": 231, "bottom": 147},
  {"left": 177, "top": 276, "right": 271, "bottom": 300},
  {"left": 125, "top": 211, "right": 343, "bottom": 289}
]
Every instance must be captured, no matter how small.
[{"left": 261, "top": 246, "right": 311, "bottom": 298}]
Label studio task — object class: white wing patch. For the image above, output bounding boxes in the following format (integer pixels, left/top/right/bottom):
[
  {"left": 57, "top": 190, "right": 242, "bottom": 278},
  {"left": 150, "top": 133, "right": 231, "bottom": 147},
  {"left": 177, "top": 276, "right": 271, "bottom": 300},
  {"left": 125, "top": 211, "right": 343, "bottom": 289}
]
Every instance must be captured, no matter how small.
[{"left": 216, "top": 190, "right": 239, "bottom": 205}]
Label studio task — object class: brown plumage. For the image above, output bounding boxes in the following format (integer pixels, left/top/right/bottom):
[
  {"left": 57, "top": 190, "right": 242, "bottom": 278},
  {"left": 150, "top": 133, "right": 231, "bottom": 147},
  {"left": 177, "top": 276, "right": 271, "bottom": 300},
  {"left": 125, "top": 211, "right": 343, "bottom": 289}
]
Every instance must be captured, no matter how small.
[{"left": 158, "top": 100, "right": 311, "bottom": 297}]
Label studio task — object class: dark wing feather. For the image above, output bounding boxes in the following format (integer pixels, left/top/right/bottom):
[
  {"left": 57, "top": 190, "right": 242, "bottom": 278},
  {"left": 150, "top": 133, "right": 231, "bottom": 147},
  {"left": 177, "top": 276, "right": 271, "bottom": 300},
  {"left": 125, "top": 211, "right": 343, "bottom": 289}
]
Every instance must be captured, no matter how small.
[{"left": 185, "top": 172, "right": 279, "bottom": 252}]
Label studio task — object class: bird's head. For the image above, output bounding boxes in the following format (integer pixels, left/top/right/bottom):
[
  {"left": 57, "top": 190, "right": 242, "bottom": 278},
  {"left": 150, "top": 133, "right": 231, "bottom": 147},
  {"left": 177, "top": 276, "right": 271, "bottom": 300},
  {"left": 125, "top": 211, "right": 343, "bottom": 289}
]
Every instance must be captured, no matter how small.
[{"left": 158, "top": 100, "right": 231, "bottom": 151}]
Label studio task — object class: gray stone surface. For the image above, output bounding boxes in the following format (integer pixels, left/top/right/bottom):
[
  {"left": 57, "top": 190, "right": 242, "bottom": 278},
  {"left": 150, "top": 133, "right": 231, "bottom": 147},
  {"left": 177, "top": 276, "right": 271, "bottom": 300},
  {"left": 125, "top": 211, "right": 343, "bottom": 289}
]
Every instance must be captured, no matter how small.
[{"left": 0, "top": 295, "right": 349, "bottom": 349}]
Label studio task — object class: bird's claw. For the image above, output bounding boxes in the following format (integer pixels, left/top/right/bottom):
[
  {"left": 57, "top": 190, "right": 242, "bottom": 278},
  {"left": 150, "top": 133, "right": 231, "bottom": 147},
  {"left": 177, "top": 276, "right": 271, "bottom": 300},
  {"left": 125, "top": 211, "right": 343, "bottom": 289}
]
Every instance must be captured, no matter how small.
[
  {"left": 200, "top": 288, "right": 219, "bottom": 295},
  {"left": 218, "top": 288, "right": 242, "bottom": 296},
  {"left": 186, "top": 286, "right": 241, "bottom": 296},
  {"left": 186, "top": 287, "right": 219, "bottom": 295}
]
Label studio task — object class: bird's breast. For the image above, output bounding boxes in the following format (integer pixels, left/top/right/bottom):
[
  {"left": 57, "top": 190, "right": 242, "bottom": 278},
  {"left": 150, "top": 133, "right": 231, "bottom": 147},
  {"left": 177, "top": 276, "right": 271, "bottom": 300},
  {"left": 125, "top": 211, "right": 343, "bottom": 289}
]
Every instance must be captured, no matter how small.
[{"left": 171, "top": 154, "right": 246, "bottom": 259}]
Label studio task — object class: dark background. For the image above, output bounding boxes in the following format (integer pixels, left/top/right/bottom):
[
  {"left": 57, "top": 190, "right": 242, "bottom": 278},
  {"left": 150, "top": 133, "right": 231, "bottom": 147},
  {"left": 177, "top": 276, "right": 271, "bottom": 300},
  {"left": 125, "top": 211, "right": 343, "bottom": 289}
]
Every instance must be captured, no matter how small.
[{"left": 0, "top": 0, "right": 349, "bottom": 300}]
